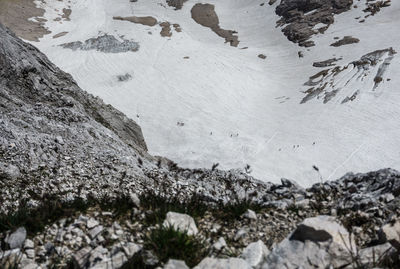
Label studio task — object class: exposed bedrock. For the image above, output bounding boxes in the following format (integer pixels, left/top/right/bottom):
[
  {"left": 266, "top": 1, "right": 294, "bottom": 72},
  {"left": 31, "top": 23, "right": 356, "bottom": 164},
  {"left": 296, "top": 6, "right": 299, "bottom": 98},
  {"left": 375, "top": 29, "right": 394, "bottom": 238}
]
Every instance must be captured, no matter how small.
[
  {"left": 60, "top": 34, "right": 140, "bottom": 53},
  {"left": 275, "top": 0, "right": 353, "bottom": 47}
]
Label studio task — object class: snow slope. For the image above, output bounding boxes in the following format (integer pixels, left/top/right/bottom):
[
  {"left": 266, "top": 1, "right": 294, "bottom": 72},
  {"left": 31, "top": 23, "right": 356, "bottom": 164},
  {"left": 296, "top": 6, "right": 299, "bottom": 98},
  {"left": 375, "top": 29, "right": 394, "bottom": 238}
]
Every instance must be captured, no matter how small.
[{"left": 30, "top": 0, "right": 400, "bottom": 186}]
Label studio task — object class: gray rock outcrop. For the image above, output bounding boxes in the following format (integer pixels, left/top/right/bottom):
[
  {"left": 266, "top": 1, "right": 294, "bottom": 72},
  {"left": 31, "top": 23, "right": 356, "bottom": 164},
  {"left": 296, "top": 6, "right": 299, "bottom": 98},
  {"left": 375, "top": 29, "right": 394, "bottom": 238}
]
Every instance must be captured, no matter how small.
[{"left": 275, "top": 0, "right": 353, "bottom": 47}]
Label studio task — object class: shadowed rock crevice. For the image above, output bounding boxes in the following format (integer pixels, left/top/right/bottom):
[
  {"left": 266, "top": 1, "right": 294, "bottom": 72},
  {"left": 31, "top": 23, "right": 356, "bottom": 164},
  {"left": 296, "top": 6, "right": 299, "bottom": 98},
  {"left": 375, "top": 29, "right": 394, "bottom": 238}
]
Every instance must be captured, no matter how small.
[{"left": 289, "top": 224, "right": 332, "bottom": 242}]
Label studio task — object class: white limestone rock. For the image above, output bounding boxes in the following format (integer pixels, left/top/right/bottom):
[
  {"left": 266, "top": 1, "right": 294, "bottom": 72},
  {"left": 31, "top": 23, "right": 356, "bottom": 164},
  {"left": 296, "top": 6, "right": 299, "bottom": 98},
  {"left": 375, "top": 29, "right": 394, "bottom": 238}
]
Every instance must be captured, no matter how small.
[
  {"left": 380, "top": 218, "right": 400, "bottom": 249},
  {"left": 213, "top": 237, "right": 227, "bottom": 251},
  {"left": 164, "top": 259, "right": 190, "bottom": 269},
  {"left": 240, "top": 240, "right": 270, "bottom": 267},
  {"left": 242, "top": 209, "right": 257, "bottom": 220},
  {"left": 289, "top": 215, "right": 355, "bottom": 250},
  {"left": 194, "top": 257, "right": 251, "bottom": 269},
  {"left": 163, "top": 212, "right": 198, "bottom": 235},
  {"left": 5, "top": 227, "right": 27, "bottom": 249}
]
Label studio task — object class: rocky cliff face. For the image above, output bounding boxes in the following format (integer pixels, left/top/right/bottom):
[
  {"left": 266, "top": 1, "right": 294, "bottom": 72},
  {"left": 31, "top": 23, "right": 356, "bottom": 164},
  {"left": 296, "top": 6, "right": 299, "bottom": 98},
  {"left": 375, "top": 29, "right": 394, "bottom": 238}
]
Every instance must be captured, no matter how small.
[
  {"left": 0, "top": 22, "right": 151, "bottom": 212},
  {"left": 0, "top": 22, "right": 272, "bottom": 215}
]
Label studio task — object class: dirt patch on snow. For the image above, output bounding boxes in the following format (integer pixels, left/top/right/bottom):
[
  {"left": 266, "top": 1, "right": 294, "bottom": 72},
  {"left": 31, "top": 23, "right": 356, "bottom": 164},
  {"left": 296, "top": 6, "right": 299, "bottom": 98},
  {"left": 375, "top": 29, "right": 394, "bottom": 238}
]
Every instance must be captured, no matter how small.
[
  {"left": 173, "top": 23, "right": 182, "bottom": 32},
  {"left": 53, "top": 31, "right": 69, "bottom": 39},
  {"left": 0, "top": 0, "right": 50, "bottom": 41},
  {"left": 160, "top": 22, "right": 172, "bottom": 37},
  {"left": 62, "top": 8, "right": 72, "bottom": 21},
  {"left": 191, "top": 3, "right": 239, "bottom": 47},
  {"left": 330, "top": 36, "right": 360, "bottom": 47},
  {"left": 113, "top": 16, "right": 158, "bottom": 27}
]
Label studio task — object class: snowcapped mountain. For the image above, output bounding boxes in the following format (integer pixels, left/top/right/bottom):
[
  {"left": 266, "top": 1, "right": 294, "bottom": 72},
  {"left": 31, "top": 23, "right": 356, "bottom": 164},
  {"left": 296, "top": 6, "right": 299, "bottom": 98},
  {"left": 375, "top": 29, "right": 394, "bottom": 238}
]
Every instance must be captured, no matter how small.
[{"left": 14, "top": 0, "right": 400, "bottom": 185}]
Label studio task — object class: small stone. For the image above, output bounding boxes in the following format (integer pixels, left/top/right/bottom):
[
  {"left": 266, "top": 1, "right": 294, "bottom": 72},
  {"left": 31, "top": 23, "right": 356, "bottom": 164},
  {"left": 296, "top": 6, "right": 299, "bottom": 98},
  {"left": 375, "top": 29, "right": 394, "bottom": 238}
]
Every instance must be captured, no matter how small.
[
  {"left": 45, "top": 242, "right": 55, "bottom": 254},
  {"left": 110, "top": 252, "right": 128, "bottom": 268},
  {"left": 213, "top": 237, "right": 227, "bottom": 251},
  {"left": 101, "top": 211, "right": 112, "bottom": 216},
  {"left": 87, "top": 218, "right": 99, "bottom": 229},
  {"left": 5, "top": 227, "right": 27, "bottom": 249},
  {"left": 130, "top": 193, "right": 141, "bottom": 207},
  {"left": 242, "top": 209, "right": 257, "bottom": 220},
  {"left": 89, "top": 225, "right": 104, "bottom": 239},
  {"left": 55, "top": 135, "right": 64, "bottom": 144},
  {"left": 163, "top": 212, "right": 198, "bottom": 235},
  {"left": 383, "top": 193, "right": 395, "bottom": 202},
  {"left": 211, "top": 223, "right": 221, "bottom": 233},
  {"left": 73, "top": 246, "right": 92, "bottom": 268},
  {"left": 24, "top": 239, "right": 34, "bottom": 249},
  {"left": 234, "top": 228, "right": 247, "bottom": 241},
  {"left": 25, "top": 249, "right": 35, "bottom": 259},
  {"left": 122, "top": 242, "right": 142, "bottom": 258}
]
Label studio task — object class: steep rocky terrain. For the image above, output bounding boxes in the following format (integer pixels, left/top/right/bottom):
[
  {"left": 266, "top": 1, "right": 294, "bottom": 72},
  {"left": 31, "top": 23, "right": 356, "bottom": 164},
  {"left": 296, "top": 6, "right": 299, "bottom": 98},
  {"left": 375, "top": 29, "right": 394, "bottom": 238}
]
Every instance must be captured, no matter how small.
[
  {"left": 1, "top": 21, "right": 400, "bottom": 268},
  {"left": 12, "top": 0, "right": 397, "bottom": 185}
]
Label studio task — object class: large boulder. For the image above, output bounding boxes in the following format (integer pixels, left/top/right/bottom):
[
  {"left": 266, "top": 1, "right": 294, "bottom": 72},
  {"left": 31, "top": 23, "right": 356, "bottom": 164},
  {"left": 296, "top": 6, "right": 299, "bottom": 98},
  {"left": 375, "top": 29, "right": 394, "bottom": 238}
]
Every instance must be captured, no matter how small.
[
  {"left": 289, "top": 215, "right": 355, "bottom": 250},
  {"left": 262, "top": 216, "right": 354, "bottom": 268}
]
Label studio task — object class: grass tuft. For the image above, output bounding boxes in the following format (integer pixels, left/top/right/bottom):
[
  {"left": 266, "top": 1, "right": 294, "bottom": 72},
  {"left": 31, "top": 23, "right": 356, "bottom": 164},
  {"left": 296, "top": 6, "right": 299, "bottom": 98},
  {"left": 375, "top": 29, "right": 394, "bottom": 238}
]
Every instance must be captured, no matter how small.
[
  {"left": 144, "top": 225, "right": 206, "bottom": 267},
  {"left": 0, "top": 196, "right": 93, "bottom": 235}
]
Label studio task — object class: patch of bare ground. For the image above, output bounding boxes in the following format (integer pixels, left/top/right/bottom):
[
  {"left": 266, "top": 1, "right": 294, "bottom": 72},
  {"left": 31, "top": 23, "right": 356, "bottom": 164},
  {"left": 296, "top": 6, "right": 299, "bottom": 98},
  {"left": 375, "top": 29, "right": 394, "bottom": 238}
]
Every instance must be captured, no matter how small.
[
  {"left": 191, "top": 3, "right": 239, "bottom": 47},
  {"left": 113, "top": 16, "right": 158, "bottom": 27},
  {"left": 0, "top": 0, "right": 50, "bottom": 41},
  {"left": 160, "top": 22, "right": 172, "bottom": 37}
]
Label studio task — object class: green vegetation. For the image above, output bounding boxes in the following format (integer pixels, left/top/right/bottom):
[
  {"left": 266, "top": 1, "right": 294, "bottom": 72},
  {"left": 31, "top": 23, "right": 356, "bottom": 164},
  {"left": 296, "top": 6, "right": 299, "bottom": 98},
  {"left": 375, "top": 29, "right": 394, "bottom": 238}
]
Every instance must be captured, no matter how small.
[
  {"left": 0, "top": 195, "right": 92, "bottom": 235},
  {"left": 0, "top": 194, "right": 137, "bottom": 235},
  {"left": 144, "top": 225, "right": 206, "bottom": 267}
]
